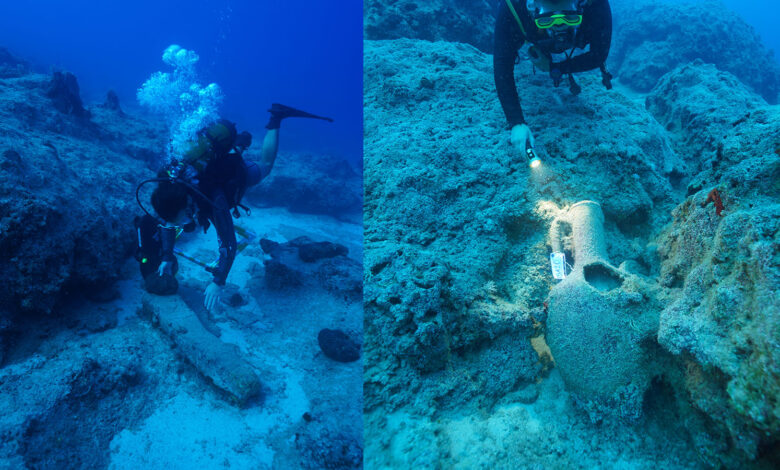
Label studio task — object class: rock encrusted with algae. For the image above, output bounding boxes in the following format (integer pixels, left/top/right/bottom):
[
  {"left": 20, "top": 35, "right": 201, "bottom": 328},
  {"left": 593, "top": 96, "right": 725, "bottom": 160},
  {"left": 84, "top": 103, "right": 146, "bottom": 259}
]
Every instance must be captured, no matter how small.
[
  {"left": 0, "top": 326, "right": 176, "bottom": 469},
  {"left": 651, "top": 61, "right": 780, "bottom": 466},
  {"left": 364, "top": 36, "right": 779, "bottom": 468},
  {"left": 364, "top": 36, "right": 686, "bottom": 423},
  {"left": 246, "top": 153, "right": 362, "bottom": 222},
  {"left": 0, "top": 69, "right": 167, "bottom": 316},
  {"left": 611, "top": 0, "right": 780, "bottom": 104},
  {"left": 364, "top": 0, "right": 495, "bottom": 53}
]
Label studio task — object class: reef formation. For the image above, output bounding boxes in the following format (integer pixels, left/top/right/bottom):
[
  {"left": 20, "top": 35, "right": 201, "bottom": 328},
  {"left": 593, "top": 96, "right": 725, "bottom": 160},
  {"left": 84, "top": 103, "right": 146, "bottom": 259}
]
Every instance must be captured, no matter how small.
[
  {"left": 363, "top": 11, "right": 779, "bottom": 466},
  {"left": 365, "top": 0, "right": 780, "bottom": 107},
  {"left": 611, "top": 0, "right": 780, "bottom": 104}
]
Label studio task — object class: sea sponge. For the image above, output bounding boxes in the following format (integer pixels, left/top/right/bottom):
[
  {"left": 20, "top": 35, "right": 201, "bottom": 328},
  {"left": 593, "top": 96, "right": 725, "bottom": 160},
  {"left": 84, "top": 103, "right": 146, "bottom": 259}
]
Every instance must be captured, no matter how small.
[{"left": 137, "top": 45, "right": 223, "bottom": 160}]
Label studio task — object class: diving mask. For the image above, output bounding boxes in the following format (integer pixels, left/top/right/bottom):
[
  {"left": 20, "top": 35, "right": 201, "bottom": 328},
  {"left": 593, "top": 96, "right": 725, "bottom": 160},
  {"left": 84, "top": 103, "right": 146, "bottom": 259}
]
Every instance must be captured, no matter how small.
[{"left": 535, "top": 12, "right": 582, "bottom": 29}]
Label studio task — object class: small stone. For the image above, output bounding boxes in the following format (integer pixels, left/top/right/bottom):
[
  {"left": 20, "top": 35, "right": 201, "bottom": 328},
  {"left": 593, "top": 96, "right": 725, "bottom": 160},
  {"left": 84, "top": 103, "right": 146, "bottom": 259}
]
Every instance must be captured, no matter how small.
[
  {"left": 102, "top": 89, "right": 123, "bottom": 113},
  {"left": 516, "top": 383, "right": 539, "bottom": 404},
  {"left": 263, "top": 260, "right": 303, "bottom": 289},
  {"left": 86, "top": 284, "right": 120, "bottom": 303},
  {"left": 317, "top": 329, "right": 360, "bottom": 363},
  {"left": 47, "top": 71, "right": 89, "bottom": 118},
  {"left": 228, "top": 292, "right": 246, "bottom": 307},
  {"left": 297, "top": 241, "right": 348, "bottom": 263},
  {"left": 144, "top": 273, "right": 178, "bottom": 296}
]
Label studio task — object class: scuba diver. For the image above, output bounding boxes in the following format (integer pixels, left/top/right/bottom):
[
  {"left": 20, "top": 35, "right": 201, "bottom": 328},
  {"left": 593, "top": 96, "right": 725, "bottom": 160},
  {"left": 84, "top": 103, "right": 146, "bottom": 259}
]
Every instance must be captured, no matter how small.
[
  {"left": 135, "top": 103, "right": 333, "bottom": 311},
  {"left": 494, "top": 0, "right": 613, "bottom": 160}
]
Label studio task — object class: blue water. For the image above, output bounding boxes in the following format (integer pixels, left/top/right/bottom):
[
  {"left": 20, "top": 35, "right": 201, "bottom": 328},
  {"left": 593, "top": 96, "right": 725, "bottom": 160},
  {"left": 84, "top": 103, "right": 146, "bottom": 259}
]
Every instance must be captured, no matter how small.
[{"left": 0, "top": 0, "right": 363, "bottom": 161}]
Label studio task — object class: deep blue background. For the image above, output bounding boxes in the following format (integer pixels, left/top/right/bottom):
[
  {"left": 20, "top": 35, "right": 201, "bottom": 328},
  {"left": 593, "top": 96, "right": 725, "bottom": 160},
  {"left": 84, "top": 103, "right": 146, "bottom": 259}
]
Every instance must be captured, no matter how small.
[{"left": 0, "top": 0, "right": 363, "bottom": 161}]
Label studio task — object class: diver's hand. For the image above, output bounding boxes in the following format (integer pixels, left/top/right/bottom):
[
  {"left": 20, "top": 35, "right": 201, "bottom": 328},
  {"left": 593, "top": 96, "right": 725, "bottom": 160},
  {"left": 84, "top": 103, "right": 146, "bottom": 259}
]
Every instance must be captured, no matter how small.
[
  {"left": 158, "top": 261, "right": 173, "bottom": 277},
  {"left": 204, "top": 282, "right": 222, "bottom": 312},
  {"left": 528, "top": 46, "right": 551, "bottom": 72},
  {"left": 511, "top": 124, "right": 535, "bottom": 151}
]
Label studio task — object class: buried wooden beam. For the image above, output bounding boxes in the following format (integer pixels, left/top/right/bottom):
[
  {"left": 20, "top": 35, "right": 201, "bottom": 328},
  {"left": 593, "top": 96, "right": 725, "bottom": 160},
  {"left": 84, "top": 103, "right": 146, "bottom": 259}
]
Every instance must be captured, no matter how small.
[{"left": 141, "top": 287, "right": 262, "bottom": 407}]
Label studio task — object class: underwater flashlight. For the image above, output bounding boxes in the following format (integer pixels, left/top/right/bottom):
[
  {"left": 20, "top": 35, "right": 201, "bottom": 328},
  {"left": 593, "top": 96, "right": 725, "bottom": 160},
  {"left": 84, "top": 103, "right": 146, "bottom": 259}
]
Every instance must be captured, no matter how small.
[{"left": 526, "top": 145, "right": 541, "bottom": 168}]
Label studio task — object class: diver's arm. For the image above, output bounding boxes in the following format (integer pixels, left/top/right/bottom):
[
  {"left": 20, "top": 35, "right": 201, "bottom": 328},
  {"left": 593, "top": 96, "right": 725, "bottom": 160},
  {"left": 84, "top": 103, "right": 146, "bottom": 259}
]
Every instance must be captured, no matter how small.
[
  {"left": 209, "top": 191, "right": 238, "bottom": 286},
  {"left": 494, "top": 1, "right": 527, "bottom": 127},
  {"left": 160, "top": 226, "right": 177, "bottom": 262},
  {"left": 555, "top": 0, "right": 612, "bottom": 74}
]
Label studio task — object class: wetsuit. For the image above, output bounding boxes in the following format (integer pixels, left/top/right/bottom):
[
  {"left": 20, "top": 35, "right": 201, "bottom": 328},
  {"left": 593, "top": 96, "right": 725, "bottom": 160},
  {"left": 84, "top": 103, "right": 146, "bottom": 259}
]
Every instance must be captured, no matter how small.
[
  {"left": 493, "top": 0, "right": 613, "bottom": 126},
  {"left": 159, "top": 152, "right": 264, "bottom": 286}
]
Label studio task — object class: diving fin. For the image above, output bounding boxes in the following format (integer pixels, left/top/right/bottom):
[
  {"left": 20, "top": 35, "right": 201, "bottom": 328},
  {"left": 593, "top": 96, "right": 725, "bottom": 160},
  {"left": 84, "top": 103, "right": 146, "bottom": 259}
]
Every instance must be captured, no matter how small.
[{"left": 266, "top": 103, "right": 334, "bottom": 129}]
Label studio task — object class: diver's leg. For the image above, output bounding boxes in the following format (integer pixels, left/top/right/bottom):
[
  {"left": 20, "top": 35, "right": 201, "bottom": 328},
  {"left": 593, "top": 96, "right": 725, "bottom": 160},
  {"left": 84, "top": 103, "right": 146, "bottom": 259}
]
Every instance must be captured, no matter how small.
[
  {"left": 259, "top": 103, "right": 332, "bottom": 177},
  {"left": 260, "top": 128, "right": 279, "bottom": 173}
]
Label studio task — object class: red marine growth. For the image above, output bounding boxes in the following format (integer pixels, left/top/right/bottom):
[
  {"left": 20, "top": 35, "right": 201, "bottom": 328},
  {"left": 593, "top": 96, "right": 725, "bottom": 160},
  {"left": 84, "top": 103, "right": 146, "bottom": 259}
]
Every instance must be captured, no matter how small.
[{"left": 702, "top": 188, "right": 724, "bottom": 216}]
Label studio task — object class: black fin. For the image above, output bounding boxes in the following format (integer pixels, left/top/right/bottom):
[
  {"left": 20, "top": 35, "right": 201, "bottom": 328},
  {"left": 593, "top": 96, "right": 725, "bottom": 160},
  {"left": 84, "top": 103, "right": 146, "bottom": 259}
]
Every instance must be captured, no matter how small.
[{"left": 269, "top": 103, "right": 333, "bottom": 122}]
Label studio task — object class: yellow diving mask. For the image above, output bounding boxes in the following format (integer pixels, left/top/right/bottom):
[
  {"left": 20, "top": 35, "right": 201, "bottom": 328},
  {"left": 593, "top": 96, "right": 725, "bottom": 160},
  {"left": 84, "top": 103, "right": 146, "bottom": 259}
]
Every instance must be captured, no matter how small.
[{"left": 535, "top": 12, "right": 582, "bottom": 29}]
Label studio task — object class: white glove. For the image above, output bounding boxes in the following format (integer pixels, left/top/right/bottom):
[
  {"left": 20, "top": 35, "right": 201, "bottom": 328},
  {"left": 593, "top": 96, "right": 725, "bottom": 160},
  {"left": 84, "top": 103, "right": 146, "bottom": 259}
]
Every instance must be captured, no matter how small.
[
  {"left": 204, "top": 282, "right": 222, "bottom": 312},
  {"left": 158, "top": 261, "right": 173, "bottom": 277},
  {"left": 511, "top": 124, "right": 535, "bottom": 151}
]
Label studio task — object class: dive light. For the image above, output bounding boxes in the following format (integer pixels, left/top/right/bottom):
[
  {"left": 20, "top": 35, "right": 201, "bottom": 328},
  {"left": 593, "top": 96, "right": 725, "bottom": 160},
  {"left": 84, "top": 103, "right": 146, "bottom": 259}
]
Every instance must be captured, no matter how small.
[{"left": 526, "top": 143, "right": 541, "bottom": 169}]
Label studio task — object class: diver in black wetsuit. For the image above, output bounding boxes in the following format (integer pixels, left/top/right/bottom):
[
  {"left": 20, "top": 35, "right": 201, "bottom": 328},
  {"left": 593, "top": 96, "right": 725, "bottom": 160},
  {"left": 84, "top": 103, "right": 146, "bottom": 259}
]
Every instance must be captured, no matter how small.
[
  {"left": 139, "top": 104, "right": 332, "bottom": 311},
  {"left": 494, "top": 0, "right": 612, "bottom": 155}
]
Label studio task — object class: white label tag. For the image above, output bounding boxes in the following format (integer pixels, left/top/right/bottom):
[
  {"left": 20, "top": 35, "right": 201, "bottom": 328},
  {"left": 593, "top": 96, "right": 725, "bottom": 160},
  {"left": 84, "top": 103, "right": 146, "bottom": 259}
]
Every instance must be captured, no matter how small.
[{"left": 550, "top": 252, "right": 567, "bottom": 280}]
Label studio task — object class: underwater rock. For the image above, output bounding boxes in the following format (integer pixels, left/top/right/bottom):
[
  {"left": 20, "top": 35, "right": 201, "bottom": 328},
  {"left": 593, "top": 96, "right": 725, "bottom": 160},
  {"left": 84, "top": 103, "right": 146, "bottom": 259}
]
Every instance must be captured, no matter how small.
[
  {"left": 646, "top": 61, "right": 780, "bottom": 178},
  {"left": 296, "top": 427, "right": 362, "bottom": 470},
  {"left": 0, "top": 329, "right": 165, "bottom": 470},
  {"left": 0, "top": 47, "right": 28, "bottom": 78},
  {"left": 0, "top": 69, "right": 161, "bottom": 317},
  {"left": 81, "top": 313, "right": 118, "bottom": 334},
  {"left": 466, "top": 334, "right": 540, "bottom": 405},
  {"left": 316, "top": 257, "right": 362, "bottom": 300},
  {"left": 295, "top": 239, "right": 349, "bottom": 263},
  {"left": 318, "top": 328, "right": 360, "bottom": 363},
  {"left": 259, "top": 237, "right": 282, "bottom": 255},
  {"left": 224, "top": 288, "right": 248, "bottom": 308},
  {"left": 260, "top": 237, "right": 359, "bottom": 294},
  {"left": 21, "top": 357, "right": 144, "bottom": 467},
  {"left": 363, "top": 38, "right": 680, "bottom": 413},
  {"left": 101, "top": 89, "right": 123, "bottom": 114},
  {"left": 263, "top": 259, "right": 304, "bottom": 289},
  {"left": 656, "top": 152, "right": 780, "bottom": 465},
  {"left": 85, "top": 282, "right": 121, "bottom": 303},
  {"left": 247, "top": 154, "right": 361, "bottom": 222},
  {"left": 260, "top": 237, "right": 310, "bottom": 290},
  {"left": 515, "top": 383, "right": 540, "bottom": 405},
  {"left": 364, "top": 0, "right": 495, "bottom": 53},
  {"left": 47, "top": 71, "right": 90, "bottom": 118},
  {"left": 611, "top": 0, "right": 780, "bottom": 103},
  {"left": 0, "top": 315, "right": 9, "bottom": 366},
  {"left": 144, "top": 272, "right": 179, "bottom": 296},
  {"left": 0, "top": 149, "right": 24, "bottom": 173},
  {"left": 646, "top": 62, "right": 780, "bottom": 465}
]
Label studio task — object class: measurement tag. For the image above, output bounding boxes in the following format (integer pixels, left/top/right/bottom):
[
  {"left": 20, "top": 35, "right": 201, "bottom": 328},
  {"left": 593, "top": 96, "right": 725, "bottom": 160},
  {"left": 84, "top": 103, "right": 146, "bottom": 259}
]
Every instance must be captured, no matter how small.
[{"left": 550, "top": 252, "right": 567, "bottom": 280}]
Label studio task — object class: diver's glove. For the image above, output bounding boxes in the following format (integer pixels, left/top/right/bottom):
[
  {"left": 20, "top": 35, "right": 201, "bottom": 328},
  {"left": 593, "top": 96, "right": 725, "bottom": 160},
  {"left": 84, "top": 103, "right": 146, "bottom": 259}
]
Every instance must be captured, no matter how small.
[
  {"left": 158, "top": 261, "right": 173, "bottom": 277},
  {"left": 528, "top": 46, "right": 551, "bottom": 72},
  {"left": 511, "top": 124, "right": 535, "bottom": 151},
  {"left": 204, "top": 282, "right": 223, "bottom": 312}
]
